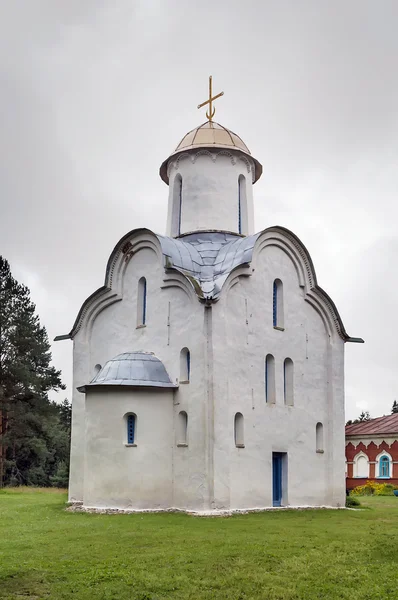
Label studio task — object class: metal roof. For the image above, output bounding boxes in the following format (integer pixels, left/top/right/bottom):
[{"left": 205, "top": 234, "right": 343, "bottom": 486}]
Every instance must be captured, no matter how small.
[
  {"left": 159, "top": 121, "right": 263, "bottom": 184},
  {"left": 157, "top": 231, "right": 259, "bottom": 299},
  {"left": 55, "top": 226, "right": 363, "bottom": 344},
  {"left": 175, "top": 121, "right": 251, "bottom": 154},
  {"left": 77, "top": 352, "right": 177, "bottom": 392},
  {"left": 345, "top": 414, "right": 398, "bottom": 437}
]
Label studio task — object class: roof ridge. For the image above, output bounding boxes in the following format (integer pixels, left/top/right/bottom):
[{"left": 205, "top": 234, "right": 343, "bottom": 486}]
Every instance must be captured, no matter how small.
[{"left": 346, "top": 412, "right": 398, "bottom": 436}]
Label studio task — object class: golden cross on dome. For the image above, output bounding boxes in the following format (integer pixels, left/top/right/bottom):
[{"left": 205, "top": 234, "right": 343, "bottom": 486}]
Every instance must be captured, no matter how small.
[{"left": 197, "top": 75, "right": 224, "bottom": 122}]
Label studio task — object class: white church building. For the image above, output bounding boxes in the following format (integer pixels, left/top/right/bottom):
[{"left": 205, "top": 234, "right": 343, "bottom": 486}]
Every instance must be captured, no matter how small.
[{"left": 57, "top": 84, "right": 362, "bottom": 512}]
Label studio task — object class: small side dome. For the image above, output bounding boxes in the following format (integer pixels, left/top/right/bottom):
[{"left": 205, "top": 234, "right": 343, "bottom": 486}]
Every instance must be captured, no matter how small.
[
  {"left": 160, "top": 121, "right": 262, "bottom": 185},
  {"left": 77, "top": 352, "right": 177, "bottom": 392}
]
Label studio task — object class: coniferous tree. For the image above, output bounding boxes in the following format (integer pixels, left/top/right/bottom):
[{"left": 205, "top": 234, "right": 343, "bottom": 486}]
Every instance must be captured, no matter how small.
[
  {"left": 346, "top": 411, "right": 371, "bottom": 426},
  {"left": 0, "top": 256, "right": 65, "bottom": 486},
  {"left": 358, "top": 410, "right": 371, "bottom": 422}
]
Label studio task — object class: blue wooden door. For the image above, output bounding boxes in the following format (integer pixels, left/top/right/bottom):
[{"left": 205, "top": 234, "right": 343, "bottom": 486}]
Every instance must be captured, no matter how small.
[{"left": 272, "top": 453, "right": 283, "bottom": 507}]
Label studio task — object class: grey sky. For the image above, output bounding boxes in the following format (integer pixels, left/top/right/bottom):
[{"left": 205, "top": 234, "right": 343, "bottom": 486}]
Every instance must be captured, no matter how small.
[{"left": 1, "top": 0, "right": 397, "bottom": 420}]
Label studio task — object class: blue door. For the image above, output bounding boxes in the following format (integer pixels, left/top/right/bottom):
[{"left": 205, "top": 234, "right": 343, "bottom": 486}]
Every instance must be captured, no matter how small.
[{"left": 272, "top": 453, "right": 283, "bottom": 507}]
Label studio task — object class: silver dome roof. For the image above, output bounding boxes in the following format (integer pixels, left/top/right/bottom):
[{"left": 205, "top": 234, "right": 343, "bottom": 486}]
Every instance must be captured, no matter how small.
[{"left": 78, "top": 352, "right": 177, "bottom": 392}]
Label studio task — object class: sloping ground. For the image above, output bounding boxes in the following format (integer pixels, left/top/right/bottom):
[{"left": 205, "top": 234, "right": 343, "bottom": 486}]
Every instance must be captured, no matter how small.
[{"left": 0, "top": 489, "right": 397, "bottom": 600}]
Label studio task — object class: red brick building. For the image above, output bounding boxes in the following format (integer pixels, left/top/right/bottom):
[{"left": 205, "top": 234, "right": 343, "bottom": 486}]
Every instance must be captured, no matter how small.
[{"left": 345, "top": 414, "right": 398, "bottom": 490}]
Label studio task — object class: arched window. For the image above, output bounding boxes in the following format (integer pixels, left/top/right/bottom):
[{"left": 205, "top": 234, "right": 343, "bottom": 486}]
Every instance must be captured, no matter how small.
[
  {"left": 180, "top": 347, "right": 190, "bottom": 383},
  {"left": 238, "top": 175, "right": 247, "bottom": 235},
  {"left": 126, "top": 414, "right": 136, "bottom": 445},
  {"left": 137, "top": 277, "right": 147, "bottom": 326},
  {"left": 171, "top": 174, "right": 183, "bottom": 237},
  {"left": 353, "top": 452, "right": 369, "bottom": 478},
  {"left": 177, "top": 176, "right": 182, "bottom": 236},
  {"left": 94, "top": 364, "right": 102, "bottom": 377},
  {"left": 316, "top": 422, "right": 324, "bottom": 452},
  {"left": 265, "top": 354, "right": 276, "bottom": 404},
  {"left": 177, "top": 411, "right": 188, "bottom": 446},
  {"left": 283, "top": 358, "right": 294, "bottom": 406},
  {"left": 377, "top": 454, "right": 391, "bottom": 478},
  {"left": 234, "top": 413, "right": 244, "bottom": 447},
  {"left": 273, "top": 279, "right": 284, "bottom": 328}
]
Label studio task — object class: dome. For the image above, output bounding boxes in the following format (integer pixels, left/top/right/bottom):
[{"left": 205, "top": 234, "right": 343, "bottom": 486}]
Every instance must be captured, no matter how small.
[
  {"left": 77, "top": 352, "right": 177, "bottom": 392},
  {"left": 160, "top": 121, "right": 262, "bottom": 184},
  {"left": 176, "top": 121, "right": 251, "bottom": 154}
]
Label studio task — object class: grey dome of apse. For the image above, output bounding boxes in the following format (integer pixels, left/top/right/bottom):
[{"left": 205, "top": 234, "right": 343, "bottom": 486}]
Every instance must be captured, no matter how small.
[{"left": 78, "top": 352, "right": 177, "bottom": 392}]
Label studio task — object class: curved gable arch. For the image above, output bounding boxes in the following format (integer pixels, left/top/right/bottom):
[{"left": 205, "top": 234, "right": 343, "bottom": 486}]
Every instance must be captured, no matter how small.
[
  {"left": 56, "top": 225, "right": 362, "bottom": 345},
  {"left": 107, "top": 230, "right": 162, "bottom": 294},
  {"left": 161, "top": 273, "right": 197, "bottom": 302},
  {"left": 253, "top": 233, "right": 307, "bottom": 288},
  {"left": 247, "top": 226, "right": 363, "bottom": 343},
  {"left": 59, "top": 228, "right": 163, "bottom": 340}
]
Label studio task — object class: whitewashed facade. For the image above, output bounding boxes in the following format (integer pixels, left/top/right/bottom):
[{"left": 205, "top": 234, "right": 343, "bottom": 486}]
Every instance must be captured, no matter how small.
[{"left": 57, "top": 120, "right": 362, "bottom": 512}]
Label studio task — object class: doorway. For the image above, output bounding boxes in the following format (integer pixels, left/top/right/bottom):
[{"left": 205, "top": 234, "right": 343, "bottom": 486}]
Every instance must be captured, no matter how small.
[{"left": 272, "top": 452, "right": 285, "bottom": 507}]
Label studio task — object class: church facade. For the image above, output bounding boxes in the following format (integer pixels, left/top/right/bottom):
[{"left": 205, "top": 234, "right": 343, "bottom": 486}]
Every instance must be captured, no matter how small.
[{"left": 57, "top": 116, "right": 362, "bottom": 512}]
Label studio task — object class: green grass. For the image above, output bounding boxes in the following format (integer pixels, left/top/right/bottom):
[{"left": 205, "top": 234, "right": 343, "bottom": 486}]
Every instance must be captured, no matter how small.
[{"left": 1, "top": 490, "right": 398, "bottom": 599}]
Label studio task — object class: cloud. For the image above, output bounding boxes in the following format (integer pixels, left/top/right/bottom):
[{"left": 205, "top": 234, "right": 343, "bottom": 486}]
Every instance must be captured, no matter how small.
[{"left": 1, "top": 0, "right": 397, "bottom": 419}]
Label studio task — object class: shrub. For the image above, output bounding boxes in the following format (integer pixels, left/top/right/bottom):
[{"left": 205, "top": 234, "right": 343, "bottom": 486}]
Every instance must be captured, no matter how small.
[
  {"left": 351, "top": 481, "right": 398, "bottom": 496},
  {"left": 346, "top": 496, "right": 361, "bottom": 508}
]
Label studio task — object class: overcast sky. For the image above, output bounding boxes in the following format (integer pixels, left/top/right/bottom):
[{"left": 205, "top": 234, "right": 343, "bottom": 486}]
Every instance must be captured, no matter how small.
[{"left": 1, "top": 0, "right": 397, "bottom": 421}]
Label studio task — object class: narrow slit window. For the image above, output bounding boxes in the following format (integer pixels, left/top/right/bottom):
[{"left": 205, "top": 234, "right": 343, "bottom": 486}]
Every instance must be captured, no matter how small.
[
  {"left": 316, "top": 422, "right": 323, "bottom": 452},
  {"left": 172, "top": 174, "right": 182, "bottom": 237},
  {"left": 265, "top": 354, "right": 276, "bottom": 404},
  {"left": 238, "top": 177, "right": 242, "bottom": 234},
  {"left": 171, "top": 174, "right": 183, "bottom": 237},
  {"left": 180, "top": 347, "right": 191, "bottom": 383},
  {"left": 137, "top": 277, "right": 147, "bottom": 326},
  {"left": 284, "top": 358, "right": 294, "bottom": 406},
  {"left": 177, "top": 411, "right": 188, "bottom": 445},
  {"left": 273, "top": 279, "right": 284, "bottom": 328},
  {"left": 238, "top": 175, "right": 247, "bottom": 234},
  {"left": 177, "top": 177, "right": 182, "bottom": 236},
  {"left": 234, "top": 412, "right": 244, "bottom": 447},
  {"left": 127, "top": 414, "right": 136, "bottom": 444}
]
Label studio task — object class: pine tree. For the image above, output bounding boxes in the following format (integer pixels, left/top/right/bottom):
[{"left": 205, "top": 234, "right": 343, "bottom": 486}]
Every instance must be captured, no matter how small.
[
  {"left": 0, "top": 257, "right": 65, "bottom": 486},
  {"left": 358, "top": 411, "right": 371, "bottom": 422},
  {"left": 346, "top": 411, "right": 371, "bottom": 426},
  {"left": 392, "top": 400, "right": 398, "bottom": 414}
]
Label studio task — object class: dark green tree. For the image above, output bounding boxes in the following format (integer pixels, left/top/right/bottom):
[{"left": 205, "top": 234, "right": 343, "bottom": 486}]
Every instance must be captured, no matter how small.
[
  {"left": 392, "top": 400, "right": 398, "bottom": 414},
  {"left": 358, "top": 411, "right": 371, "bottom": 422},
  {"left": 346, "top": 411, "right": 371, "bottom": 426},
  {"left": 0, "top": 256, "right": 65, "bottom": 486},
  {"left": 49, "top": 398, "right": 71, "bottom": 487},
  {"left": 57, "top": 398, "right": 72, "bottom": 431}
]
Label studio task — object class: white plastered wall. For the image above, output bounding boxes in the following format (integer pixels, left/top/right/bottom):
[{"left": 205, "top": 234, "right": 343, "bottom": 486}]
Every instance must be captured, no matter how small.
[
  {"left": 84, "top": 388, "right": 174, "bottom": 509},
  {"left": 69, "top": 244, "right": 210, "bottom": 509},
  {"left": 211, "top": 242, "right": 345, "bottom": 508},
  {"left": 69, "top": 232, "right": 346, "bottom": 510},
  {"left": 166, "top": 151, "right": 255, "bottom": 237}
]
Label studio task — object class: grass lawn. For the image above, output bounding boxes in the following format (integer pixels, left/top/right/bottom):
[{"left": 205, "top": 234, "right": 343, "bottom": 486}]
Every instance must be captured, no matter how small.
[{"left": 1, "top": 490, "right": 398, "bottom": 600}]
